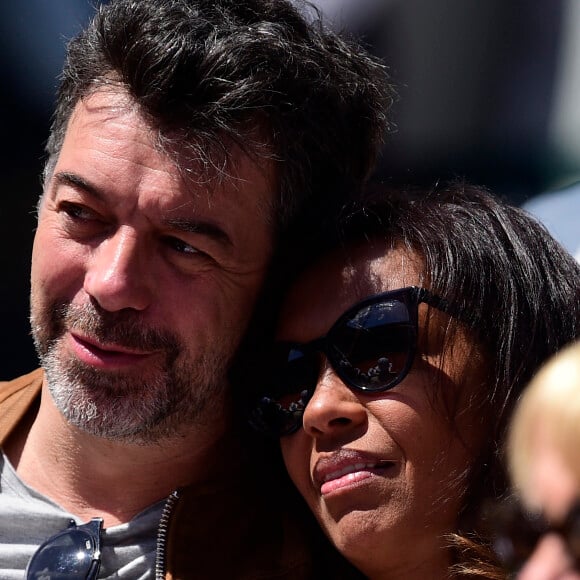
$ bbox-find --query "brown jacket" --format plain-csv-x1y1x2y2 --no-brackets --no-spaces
0,370,359,579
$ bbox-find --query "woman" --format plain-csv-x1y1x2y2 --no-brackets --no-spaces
251,183,580,578
497,340,580,578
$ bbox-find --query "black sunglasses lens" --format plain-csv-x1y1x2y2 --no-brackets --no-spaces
332,299,415,391
251,346,318,435
493,531,540,573
26,528,99,580
493,501,580,571
251,292,421,435
487,501,547,573
568,524,580,565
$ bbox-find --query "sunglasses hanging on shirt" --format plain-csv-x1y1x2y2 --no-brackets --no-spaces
26,518,103,580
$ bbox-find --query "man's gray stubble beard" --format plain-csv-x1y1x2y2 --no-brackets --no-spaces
40,342,230,445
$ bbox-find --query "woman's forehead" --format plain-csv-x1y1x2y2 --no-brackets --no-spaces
278,244,425,337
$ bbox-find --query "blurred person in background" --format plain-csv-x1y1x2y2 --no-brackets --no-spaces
497,340,580,579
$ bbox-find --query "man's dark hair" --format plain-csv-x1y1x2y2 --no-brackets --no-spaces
44,0,391,230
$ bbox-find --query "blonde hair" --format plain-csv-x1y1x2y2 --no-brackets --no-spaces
508,340,580,507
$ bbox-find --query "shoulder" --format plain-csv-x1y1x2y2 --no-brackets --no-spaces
0,369,43,445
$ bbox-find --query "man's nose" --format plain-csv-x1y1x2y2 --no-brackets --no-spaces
83,227,153,312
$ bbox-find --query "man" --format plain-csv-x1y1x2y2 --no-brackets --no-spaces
0,0,389,577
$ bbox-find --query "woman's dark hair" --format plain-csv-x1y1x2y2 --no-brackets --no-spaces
326,181,580,576
339,182,579,417
237,179,578,576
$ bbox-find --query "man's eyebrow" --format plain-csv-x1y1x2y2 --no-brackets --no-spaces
52,171,105,200
53,171,232,246
163,217,232,247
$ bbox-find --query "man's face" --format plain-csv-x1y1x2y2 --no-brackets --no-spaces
31,88,275,443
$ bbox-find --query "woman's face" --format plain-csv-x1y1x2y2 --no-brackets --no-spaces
278,244,487,578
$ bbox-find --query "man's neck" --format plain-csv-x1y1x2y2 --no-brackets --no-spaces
4,386,232,527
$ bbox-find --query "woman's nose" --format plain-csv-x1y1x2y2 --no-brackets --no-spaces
302,364,367,439
83,227,153,312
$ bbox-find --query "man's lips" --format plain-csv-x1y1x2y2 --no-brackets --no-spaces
68,332,156,367
314,449,398,495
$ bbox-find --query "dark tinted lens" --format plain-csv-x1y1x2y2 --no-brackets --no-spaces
494,502,580,571
488,502,546,573
332,299,415,391
561,503,580,564
251,345,318,435
27,529,98,580
493,531,541,573
277,346,318,404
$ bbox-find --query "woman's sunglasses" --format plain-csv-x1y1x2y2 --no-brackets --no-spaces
250,285,451,436
26,518,102,580
485,498,580,574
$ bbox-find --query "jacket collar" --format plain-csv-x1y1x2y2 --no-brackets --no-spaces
0,368,43,445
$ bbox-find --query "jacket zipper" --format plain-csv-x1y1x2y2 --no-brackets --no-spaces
155,489,181,579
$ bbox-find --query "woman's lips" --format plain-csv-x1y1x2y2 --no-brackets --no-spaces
314,449,398,495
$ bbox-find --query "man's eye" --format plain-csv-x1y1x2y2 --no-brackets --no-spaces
60,201,98,221
164,236,200,255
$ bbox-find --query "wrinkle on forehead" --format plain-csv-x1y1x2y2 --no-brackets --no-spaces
154,117,277,227
74,85,276,200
